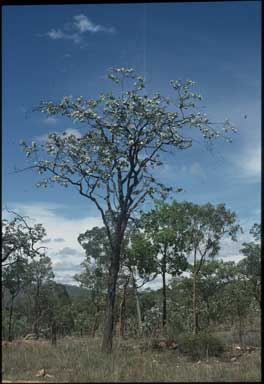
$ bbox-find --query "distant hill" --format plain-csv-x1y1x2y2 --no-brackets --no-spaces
2,282,89,308
63,284,88,298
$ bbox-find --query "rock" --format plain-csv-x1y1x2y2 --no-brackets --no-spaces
231,357,237,362
45,373,54,378
24,333,38,340
246,346,256,353
35,368,46,377
168,341,178,350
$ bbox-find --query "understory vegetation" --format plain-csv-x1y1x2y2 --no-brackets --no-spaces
2,336,261,382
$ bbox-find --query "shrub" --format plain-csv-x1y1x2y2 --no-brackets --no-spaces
178,332,226,360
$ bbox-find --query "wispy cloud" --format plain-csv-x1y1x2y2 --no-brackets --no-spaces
46,14,115,44
186,162,207,182
44,116,58,125
229,144,261,181
154,161,207,184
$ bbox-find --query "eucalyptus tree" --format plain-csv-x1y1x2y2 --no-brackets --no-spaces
183,202,241,335
76,224,157,337
238,223,261,308
2,258,28,341
25,255,55,337
140,201,191,329
74,227,109,337
21,67,236,352
2,211,47,264
124,228,158,335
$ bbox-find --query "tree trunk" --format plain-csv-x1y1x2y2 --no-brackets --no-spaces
132,273,143,336
33,283,40,338
101,245,121,353
192,272,199,335
161,251,167,329
51,320,57,346
92,306,99,338
192,247,198,335
8,296,14,342
120,276,130,338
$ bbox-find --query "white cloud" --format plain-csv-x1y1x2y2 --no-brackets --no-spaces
4,202,102,285
189,162,207,181
44,116,58,125
63,128,82,138
228,143,261,182
239,146,261,178
47,28,65,40
74,14,103,33
46,14,115,44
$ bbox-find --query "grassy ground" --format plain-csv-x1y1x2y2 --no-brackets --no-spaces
2,336,261,383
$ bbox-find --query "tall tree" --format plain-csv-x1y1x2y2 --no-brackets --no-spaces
184,202,241,335
141,201,191,329
21,67,236,352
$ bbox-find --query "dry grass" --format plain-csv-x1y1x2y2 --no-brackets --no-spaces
2,336,261,382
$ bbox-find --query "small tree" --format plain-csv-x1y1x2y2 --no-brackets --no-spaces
2,259,28,341
21,67,236,352
238,223,261,308
25,255,54,337
76,224,157,337
2,212,47,264
140,201,191,330
184,202,241,335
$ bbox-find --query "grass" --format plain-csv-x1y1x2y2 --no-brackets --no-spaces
2,336,261,382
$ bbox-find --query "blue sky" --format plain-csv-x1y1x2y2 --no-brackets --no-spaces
3,2,261,285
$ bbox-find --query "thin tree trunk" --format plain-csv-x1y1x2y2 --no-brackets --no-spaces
51,320,57,346
120,276,130,338
193,247,198,335
92,305,99,338
161,249,167,329
193,272,199,335
132,273,143,336
101,245,121,353
33,283,40,338
8,296,14,342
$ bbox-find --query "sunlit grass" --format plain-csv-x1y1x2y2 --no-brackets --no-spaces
2,336,261,382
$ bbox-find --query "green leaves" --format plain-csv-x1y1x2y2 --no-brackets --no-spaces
21,66,237,250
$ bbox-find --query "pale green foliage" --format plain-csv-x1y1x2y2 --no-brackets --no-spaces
21,67,236,239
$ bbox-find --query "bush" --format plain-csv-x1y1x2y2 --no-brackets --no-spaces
178,332,225,360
